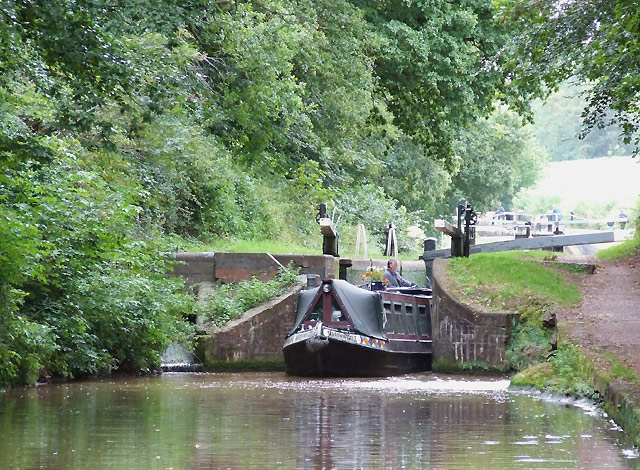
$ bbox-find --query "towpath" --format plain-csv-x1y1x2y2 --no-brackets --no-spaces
556,253,640,400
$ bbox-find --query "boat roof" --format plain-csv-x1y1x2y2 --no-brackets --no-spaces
291,279,384,339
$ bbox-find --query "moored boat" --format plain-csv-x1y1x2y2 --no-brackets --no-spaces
283,278,432,377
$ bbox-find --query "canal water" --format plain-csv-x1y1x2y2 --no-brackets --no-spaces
1,373,638,469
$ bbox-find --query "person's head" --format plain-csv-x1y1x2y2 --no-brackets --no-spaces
387,259,398,272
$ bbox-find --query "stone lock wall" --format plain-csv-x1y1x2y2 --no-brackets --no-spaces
165,252,335,367
432,258,520,368
198,283,303,365
167,252,216,287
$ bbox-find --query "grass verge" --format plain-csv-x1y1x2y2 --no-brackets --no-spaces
511,344,597,398
162,235,423,260
448,251,582,313
596,237,640,260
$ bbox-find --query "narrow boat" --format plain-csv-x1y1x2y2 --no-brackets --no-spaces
283,278,432,377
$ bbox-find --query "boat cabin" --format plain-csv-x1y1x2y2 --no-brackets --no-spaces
290,279,431,342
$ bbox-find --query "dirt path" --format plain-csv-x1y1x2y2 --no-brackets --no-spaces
556,254,640,390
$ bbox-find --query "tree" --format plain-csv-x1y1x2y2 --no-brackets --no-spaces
530,82,634,161
497,0,640,153
379,137,452,219
351,0,511,171
449,109,547,211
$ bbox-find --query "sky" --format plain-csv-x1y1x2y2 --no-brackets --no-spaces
521,156,640,215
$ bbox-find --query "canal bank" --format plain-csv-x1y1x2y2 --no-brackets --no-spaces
554,253,640,448
435,252,640,448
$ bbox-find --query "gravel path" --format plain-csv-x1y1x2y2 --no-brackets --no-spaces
556,254,640,386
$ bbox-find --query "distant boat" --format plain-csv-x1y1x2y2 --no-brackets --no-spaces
283,279,432,377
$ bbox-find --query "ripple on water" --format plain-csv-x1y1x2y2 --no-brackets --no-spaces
190,373,512,398
3,372,640,470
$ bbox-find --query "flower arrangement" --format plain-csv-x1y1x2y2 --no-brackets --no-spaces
361,267,388,284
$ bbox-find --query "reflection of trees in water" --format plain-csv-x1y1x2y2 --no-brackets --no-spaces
290,392,432,468
1,376,635,469
289,391,634,469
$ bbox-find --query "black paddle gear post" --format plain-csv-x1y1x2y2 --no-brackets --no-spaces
451,202,477,257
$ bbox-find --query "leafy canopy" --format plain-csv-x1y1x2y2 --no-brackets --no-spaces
496,0,640,153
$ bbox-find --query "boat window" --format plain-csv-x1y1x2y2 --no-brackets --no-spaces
417,304,430,336
308,298,322,322
328,297,346,323
393,303,405,334
404,304,416,336
382,300,395,333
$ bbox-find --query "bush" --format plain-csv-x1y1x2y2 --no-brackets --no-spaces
202,265,300,328
334,184,422,254
0,207,56,388
510,344,597,399
0,149,198,385
505,314,554,371
0,307,55,389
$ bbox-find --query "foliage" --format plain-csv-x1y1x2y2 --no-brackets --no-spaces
510,362,554,389
510,344,597,399
0,206,56,386
335,184,422,252
379,137,452,218
449,108,547,211
530,82,634,161
505,312,553,371
354,0,511,171
497,0,640,154
524,344,598,398
601,352,639,384
512,192,562,218
131,115,275,239
201,266,301,328
0,141,197,387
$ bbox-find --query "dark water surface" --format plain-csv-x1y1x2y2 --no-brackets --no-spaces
1,372,638,469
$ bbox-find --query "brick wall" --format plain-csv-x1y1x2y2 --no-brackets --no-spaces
199,283,303,365
432,258,519,368
165,252,334,367
167,252,216,287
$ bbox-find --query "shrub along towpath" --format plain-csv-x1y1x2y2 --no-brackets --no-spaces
555,253,640,443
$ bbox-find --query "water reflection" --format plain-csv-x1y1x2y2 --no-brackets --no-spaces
0,373,638,469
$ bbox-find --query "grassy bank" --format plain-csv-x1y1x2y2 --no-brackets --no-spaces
447,245,640,445
176,236,423,261
596,231,640,260
448,250,639,391
448,250,582,313
447,251,585,374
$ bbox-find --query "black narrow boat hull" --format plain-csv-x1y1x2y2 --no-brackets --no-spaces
283,327,431,377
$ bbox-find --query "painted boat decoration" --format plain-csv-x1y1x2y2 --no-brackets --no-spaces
283,278,432,377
